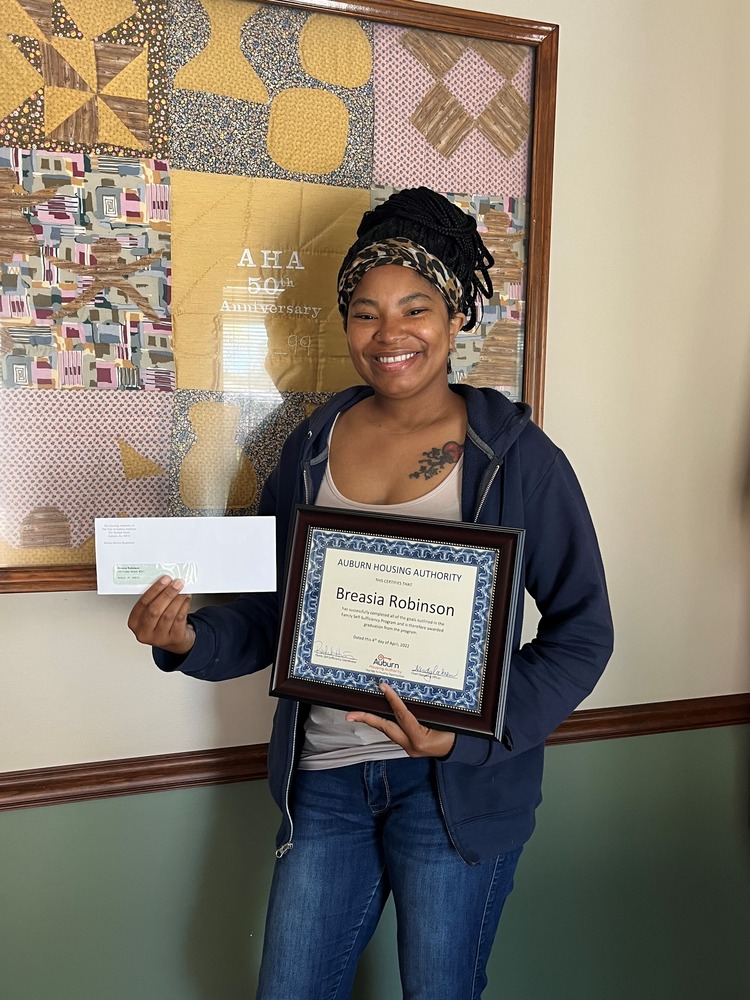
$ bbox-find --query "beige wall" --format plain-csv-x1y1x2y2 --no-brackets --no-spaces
2,0,749,772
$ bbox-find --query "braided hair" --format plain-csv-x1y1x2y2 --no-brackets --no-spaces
338,187,494,330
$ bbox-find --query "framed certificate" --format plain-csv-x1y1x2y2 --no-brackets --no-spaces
271,506,524,740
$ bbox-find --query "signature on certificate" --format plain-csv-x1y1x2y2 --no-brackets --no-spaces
413,664,459,681
313,640,357,664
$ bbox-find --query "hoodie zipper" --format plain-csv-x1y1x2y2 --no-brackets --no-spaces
276,453,315,859
302,454,313,507
473,461,501,522
275,700,299,859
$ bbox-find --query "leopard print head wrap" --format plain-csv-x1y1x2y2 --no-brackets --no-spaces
336,187,494,330
336,237,464,322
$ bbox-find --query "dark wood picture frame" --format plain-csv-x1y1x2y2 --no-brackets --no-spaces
0,0,558,595
271,505,524,739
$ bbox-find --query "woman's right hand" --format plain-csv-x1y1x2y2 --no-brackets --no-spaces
127,576,196,656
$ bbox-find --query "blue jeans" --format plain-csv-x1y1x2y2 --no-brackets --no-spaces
256,757,522,1000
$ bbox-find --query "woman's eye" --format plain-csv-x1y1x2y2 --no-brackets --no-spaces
408,308,426,316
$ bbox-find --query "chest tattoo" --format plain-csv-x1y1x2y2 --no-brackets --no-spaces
409,441,464,480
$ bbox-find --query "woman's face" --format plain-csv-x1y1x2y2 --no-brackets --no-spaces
345,264,465,403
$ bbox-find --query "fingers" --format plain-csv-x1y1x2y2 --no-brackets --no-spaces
139,575,180,606
346,685,408,748
379,683,420,735
345,709,393,737
163,594,193,646
128,576,195,654
128,576,181,634
346,683,455,758
345,710,414,755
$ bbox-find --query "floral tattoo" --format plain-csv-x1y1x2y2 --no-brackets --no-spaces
409,441,464,480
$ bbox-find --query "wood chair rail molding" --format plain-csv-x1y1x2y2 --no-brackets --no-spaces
2,693,747,812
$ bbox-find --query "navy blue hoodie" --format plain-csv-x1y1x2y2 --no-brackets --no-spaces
155,384,613,864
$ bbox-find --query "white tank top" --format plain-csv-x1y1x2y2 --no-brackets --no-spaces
298,450,463,770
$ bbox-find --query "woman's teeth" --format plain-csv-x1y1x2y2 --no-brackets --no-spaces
376,352,418,364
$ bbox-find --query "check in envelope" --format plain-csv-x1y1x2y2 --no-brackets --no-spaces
95,517,276,594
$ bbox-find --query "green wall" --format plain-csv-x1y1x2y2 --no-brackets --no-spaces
2,725,749,1000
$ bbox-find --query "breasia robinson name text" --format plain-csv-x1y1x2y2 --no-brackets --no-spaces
335,587,455,617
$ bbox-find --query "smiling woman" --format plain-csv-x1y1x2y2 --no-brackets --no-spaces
127,186,613,1000
329,187,497,506
330,263,468,501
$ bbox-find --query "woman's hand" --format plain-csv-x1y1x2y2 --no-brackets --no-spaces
346,683,456,759
127,576,196,656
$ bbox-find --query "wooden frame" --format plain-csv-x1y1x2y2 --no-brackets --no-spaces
271,505,524,738
0,0,558,594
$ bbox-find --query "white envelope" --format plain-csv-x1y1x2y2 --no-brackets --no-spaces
95,516,276,595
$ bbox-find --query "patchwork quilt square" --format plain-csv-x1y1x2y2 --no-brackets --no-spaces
0,385,172,564
0,0,168,157
168,0,374,186
0,147,172,391
373,24,533,197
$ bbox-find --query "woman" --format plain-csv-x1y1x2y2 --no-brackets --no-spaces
129,188,614,999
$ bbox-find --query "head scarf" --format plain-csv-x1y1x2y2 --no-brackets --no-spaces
337,236,464,321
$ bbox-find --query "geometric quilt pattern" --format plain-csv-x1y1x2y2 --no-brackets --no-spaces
373,24,533,197
0,0,168,157
0,146,172,391
0,386,172,559
169,0,374,187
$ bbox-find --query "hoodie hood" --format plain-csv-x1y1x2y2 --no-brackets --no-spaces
451,383,531,461
304,383,532,465
298,383,533,527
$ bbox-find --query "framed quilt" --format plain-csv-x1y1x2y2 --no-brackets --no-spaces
0,0,558,592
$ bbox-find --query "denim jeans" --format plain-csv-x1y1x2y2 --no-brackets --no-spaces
256,757,522,1000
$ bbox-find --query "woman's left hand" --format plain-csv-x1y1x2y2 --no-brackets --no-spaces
346,683,456,759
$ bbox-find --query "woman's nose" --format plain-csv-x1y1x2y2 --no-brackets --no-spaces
374,313,403,342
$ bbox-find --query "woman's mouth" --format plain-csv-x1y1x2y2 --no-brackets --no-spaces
373,352,419,366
